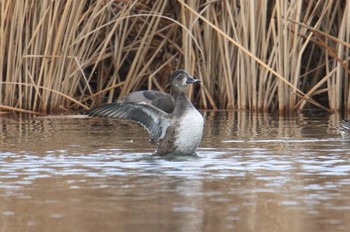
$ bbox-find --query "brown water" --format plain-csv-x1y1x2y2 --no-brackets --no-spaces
0,111,350,232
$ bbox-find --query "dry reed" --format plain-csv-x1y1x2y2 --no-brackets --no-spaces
0,0,349,114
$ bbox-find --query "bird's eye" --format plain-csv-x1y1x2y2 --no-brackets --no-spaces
178,74,183,78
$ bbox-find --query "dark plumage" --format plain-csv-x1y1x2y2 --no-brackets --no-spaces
87,102,170,142
86,69,204,155
122,91,175,113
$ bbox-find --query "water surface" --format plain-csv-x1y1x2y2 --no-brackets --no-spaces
0,112,350,232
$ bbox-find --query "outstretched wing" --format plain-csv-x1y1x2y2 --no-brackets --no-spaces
86,102,170,141
122,91,175,113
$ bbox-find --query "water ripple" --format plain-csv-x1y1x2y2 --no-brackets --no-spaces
1,113,350,231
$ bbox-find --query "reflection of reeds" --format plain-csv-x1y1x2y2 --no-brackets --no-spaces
0,1,349,114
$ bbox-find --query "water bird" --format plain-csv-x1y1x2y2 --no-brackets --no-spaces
337,120,350,139
86,69,204,155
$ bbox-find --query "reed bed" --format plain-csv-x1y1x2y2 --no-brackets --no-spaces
0,0,349,114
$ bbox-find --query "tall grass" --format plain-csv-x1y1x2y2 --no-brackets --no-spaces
0,0,349,114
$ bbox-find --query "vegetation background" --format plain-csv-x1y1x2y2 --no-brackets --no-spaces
0,0,350,115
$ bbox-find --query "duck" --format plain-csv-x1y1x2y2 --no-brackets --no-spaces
337,120,350,139
86,69,204,156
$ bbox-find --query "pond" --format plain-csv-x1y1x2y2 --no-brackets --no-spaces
0,111,350,232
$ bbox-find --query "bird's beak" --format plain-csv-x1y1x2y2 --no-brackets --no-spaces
186,75,201,84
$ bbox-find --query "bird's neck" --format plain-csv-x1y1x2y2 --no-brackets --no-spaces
171,87,186,96
173,91,186,100
173,92,194,117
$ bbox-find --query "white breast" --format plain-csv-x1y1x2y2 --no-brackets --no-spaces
173,110,204,154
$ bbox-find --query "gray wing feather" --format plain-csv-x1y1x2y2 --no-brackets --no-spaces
86,102,170,141
122,91,168,103
122,91,175,113
122,91,153,104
